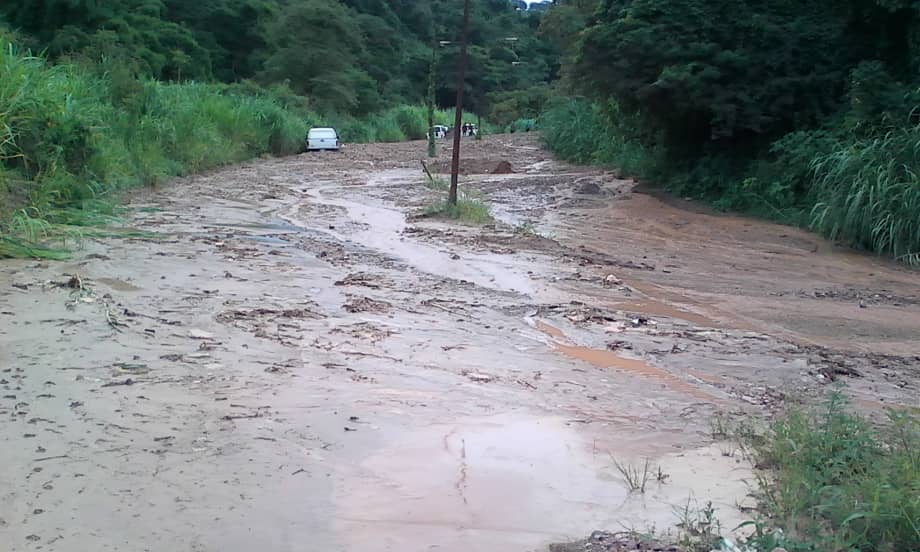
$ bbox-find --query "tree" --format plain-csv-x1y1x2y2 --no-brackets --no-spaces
575,0,852,156
258,0,374,114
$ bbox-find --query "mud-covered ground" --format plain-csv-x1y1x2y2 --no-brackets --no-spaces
1,135,917,551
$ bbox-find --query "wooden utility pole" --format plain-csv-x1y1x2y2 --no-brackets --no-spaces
427,38,437,158
448,0,471,206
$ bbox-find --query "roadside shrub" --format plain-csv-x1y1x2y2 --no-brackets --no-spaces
746,394,919,552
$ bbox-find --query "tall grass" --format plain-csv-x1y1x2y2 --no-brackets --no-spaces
540,97,658,177
745,394,919,551
0,43,308,257
810,129,920,264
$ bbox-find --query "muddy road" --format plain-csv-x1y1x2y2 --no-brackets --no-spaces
1,135,917,551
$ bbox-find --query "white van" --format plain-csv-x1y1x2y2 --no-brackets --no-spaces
306,127,340,151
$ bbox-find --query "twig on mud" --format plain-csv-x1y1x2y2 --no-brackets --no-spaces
101,378,136,388
34,455,70,462
422,299,471,318
222,413,263,421
442,344,469,351
515,379,537,390
339,350,404,363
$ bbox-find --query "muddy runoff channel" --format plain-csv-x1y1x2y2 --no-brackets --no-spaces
2,135,918,551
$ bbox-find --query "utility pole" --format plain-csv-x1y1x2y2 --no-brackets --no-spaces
448,0,471,206
427,41,437,158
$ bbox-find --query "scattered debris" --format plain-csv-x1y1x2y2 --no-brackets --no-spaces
550,531,684,552
343,296,391,313
335,273,382,289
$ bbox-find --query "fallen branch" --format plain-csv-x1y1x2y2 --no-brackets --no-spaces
33,455,70,462
222,413,262,421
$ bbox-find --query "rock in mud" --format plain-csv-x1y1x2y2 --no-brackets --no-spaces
491,160,515,174
577,181,603,195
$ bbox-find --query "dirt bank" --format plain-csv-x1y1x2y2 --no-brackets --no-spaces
1,135,917,551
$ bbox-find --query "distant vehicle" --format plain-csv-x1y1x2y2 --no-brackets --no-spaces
430,125,449,139
306,127,340,151
461,123,478,137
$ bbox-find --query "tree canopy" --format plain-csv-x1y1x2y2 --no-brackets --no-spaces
1,0,556,116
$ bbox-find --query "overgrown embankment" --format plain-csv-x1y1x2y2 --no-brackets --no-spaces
540,97,920,266
0,45,306,257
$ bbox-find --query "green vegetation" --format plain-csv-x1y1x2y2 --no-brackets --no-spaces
424,175,450,192
0,45,307,256
537,0,920,264
424,197,493,225
743,394,919,551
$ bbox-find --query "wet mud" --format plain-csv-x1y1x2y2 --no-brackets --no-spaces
1,135,917,551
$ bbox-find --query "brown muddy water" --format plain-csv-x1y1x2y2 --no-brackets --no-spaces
1,135,917,551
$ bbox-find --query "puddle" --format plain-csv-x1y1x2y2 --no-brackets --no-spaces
207,220,304,233
531,319,722,404
609,299,718,327
284,174,542,296
95,277,143,292
334,414,751,552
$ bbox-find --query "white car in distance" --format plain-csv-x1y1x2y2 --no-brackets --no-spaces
306,127,340,151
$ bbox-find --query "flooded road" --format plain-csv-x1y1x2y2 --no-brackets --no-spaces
1,135,917,551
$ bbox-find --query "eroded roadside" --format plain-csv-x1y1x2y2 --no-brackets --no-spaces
1,135,917,552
